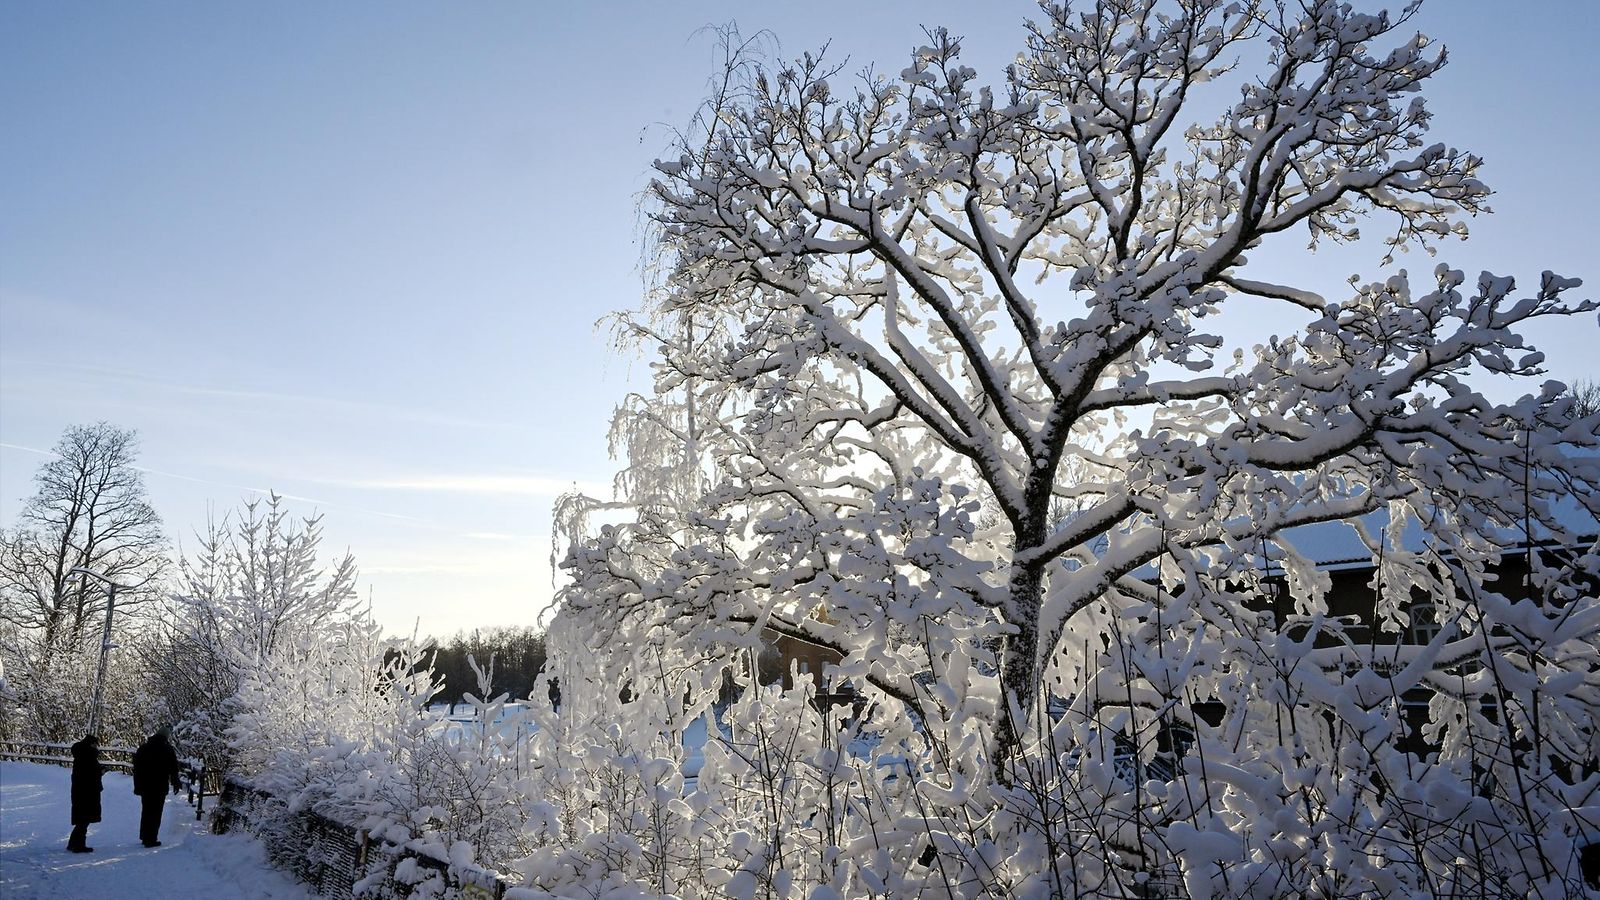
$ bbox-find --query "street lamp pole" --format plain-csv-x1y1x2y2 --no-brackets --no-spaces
67,567,124,738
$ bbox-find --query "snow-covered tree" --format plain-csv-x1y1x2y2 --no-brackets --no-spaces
153,493,360,765
555,1,1600,894
0,423,166,647
0,423,167,742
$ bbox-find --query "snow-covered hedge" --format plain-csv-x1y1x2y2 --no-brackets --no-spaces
216,584,1600,898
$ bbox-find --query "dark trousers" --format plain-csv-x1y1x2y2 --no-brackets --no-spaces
67,823,89,850
139,794,165,845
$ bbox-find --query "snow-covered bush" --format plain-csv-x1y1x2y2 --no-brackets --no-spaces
0,622,151,745
225,616,553,887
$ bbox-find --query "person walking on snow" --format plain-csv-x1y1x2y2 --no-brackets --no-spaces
67,734,103,853
131,728,181,847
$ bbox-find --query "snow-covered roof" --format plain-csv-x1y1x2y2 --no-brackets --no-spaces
1277,492,1598,570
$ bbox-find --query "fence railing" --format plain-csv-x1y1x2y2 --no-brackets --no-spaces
0,739,224,820
184,761,224,821
216,777,515,899
0,738,133,771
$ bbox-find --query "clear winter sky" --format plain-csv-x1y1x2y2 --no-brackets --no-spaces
2,1,1595,640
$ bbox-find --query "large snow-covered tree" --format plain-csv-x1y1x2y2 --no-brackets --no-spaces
554,1,1599,893
614,0,1599,741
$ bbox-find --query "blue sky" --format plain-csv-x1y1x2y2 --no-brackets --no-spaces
2,1,1595,639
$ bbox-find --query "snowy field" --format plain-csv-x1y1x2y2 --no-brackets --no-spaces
0,761,313,900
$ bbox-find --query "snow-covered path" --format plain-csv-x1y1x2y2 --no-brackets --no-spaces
0,761,315,900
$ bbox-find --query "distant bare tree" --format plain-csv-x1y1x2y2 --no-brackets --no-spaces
1569,377,1600,417
0,423,167,649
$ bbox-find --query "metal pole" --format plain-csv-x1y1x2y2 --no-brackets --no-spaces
86,583,115,737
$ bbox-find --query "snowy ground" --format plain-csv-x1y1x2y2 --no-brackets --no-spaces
0,761,314,900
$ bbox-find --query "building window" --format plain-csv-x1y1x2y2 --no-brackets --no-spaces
1406,603,1441,645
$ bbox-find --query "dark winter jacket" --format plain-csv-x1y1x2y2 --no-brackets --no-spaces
70,736,103,825
131,732,181,797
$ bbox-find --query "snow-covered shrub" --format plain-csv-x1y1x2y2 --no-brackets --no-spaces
226,616,553,889
0,623,149,745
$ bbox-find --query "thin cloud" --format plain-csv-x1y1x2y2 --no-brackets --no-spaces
364,555,552,576
0,358,514,432
335,474,609,498
1,441,423,524
461,531,534,542
363,563,491,576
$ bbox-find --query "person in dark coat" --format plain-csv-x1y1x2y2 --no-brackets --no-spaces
67,734,103,853
131,728,182,847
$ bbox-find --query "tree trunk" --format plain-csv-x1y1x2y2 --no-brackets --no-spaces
997,554,1045,772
